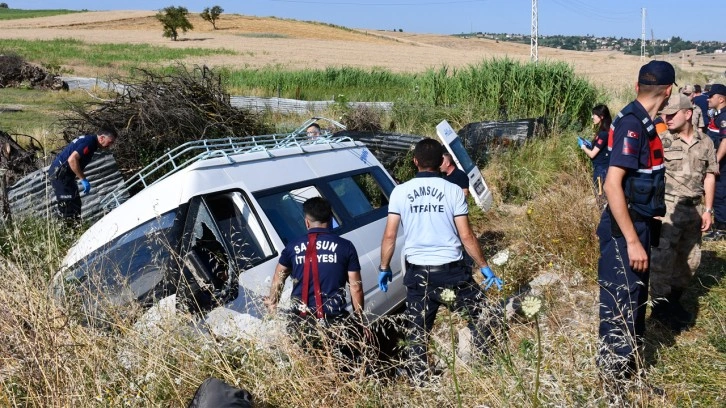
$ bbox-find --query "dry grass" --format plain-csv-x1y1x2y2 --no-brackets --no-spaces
0,11,725,407
1,157,723,406
1,11,725,89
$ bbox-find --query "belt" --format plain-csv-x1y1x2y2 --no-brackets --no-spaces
407,260,464,273
664,195,701,206
607,205,649,222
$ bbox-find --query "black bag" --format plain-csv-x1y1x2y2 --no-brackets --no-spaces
187,377,253,408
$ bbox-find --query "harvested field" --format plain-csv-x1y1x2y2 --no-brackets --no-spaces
1,10,725,90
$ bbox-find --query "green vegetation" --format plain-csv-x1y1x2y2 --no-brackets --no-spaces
200,5,223,30
225,59,598,131
156,6,193,41
0,8,81,20
0,38,235,71
463,32,726,56
0,88,95,141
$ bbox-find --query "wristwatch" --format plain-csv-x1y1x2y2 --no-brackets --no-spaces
705,208,714,214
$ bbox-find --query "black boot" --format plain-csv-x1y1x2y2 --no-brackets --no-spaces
650,298,671,323
666,290,692,331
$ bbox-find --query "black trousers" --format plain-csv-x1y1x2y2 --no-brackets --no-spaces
403,261,495,376
597,210,651,379
50,173,81,220
285,310,366,366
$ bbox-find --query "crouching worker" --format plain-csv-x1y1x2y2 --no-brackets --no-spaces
47,127,117,221
264,197,368,365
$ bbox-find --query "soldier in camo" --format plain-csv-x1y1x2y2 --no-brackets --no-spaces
650,93,717,331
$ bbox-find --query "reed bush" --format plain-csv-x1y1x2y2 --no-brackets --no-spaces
224,58,598,133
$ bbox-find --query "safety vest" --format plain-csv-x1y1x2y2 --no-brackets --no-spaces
607,102,666,218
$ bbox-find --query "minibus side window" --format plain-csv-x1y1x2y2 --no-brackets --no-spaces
327,172,389,218
203,191,275,270
256,186,341,245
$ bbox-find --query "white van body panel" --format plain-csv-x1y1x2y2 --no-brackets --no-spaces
58,139,406,338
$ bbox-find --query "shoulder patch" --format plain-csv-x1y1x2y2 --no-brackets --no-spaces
83,146,90,155
627,130,639,139
720,120,726,129
622,137,638,156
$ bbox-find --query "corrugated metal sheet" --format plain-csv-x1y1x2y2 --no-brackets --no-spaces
60,76,393,114
226,96,392,114
7,152,129,222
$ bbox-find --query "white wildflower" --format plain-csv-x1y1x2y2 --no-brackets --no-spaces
521,296,543,318
441,288,456,304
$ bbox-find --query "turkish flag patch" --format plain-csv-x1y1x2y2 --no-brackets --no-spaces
622,137,637,156
83,147,89,155
626,130,639,139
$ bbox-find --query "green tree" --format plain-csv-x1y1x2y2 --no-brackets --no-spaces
0,3,9,8
155,6,193,41
200,5,224,30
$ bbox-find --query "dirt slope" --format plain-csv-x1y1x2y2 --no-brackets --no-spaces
0,11,724,90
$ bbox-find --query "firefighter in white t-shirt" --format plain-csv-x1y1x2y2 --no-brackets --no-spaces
379,138,503,382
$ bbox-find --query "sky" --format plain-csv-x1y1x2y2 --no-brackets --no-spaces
11,0,724,42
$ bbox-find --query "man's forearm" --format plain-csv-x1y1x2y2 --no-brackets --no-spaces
268,265,290,304
348,271,364,314
704,173,715,209
380,236,396,268
605,186,639,243
461,233,487,267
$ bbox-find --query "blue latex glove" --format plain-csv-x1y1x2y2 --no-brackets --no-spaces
378,267,392,292
480,266,503,291
80,178,91,194
577,137,592,149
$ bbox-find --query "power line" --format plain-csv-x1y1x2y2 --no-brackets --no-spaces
549,0,632,23
270,0,489,5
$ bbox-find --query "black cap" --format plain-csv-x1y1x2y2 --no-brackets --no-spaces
638,60,676,86
708,84,726,97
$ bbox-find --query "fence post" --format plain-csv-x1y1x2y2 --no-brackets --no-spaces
0,167,10,224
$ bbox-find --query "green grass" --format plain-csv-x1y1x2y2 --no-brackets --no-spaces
0,38,236,71
0,88,97,139
0,8,82,20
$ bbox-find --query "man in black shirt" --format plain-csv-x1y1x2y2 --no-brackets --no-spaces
440,152,469,198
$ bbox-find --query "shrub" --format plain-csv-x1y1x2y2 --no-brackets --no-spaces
200,6,223,30
58,65,269,183
341,104,382,132
155,6,193,41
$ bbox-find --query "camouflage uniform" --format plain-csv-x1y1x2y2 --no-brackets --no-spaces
650,129,718,299
692,105,705,130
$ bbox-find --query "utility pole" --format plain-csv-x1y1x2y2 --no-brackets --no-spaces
640,8,646,60
531,0,538,63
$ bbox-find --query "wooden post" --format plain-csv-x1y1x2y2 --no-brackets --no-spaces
0,167,10,224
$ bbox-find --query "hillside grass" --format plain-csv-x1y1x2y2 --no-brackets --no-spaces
0,88,96,142
0,38,236,73
0,9,81,20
